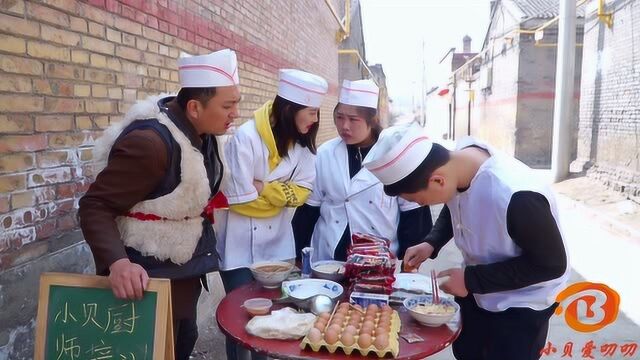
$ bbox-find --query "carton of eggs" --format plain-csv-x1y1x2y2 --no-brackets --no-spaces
300,302,400,358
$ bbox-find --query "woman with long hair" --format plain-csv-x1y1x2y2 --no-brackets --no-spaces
293,79,433,262
215,69,328,360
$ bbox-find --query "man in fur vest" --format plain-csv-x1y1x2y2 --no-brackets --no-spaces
79,48,241,359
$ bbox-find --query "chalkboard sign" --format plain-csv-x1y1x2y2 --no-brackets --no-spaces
35,273,174,360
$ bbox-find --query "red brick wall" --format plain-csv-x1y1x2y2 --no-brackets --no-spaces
0,0,343,268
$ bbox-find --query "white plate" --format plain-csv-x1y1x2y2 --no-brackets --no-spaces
393,273,433,294
281,279,343,300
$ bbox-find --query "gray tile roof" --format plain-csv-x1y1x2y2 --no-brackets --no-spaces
510,0,585,19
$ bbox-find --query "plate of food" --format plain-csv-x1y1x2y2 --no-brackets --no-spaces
403,295,459,327
392,273,432,294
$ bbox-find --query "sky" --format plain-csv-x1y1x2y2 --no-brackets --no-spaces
361,0,492,114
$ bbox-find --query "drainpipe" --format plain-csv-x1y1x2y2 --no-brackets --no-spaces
598,0,613,28
467,85,472,136
452,74,457,140
551,0,577,182
325,0,350,42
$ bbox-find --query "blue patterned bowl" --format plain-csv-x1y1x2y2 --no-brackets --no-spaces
281,279,343,301
404,295,459,327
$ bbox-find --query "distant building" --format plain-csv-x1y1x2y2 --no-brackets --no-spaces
572,0,640,197
449,0,584,168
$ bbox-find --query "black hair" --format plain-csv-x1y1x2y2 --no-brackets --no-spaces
176,87,217,109
333,103,383,141
383,142,451,196
271,95,319,157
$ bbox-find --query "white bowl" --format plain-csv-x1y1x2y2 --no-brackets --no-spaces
249,261,294,288
243,298,273,316
311,260,345,281
281,279,343,301
404,295,459,327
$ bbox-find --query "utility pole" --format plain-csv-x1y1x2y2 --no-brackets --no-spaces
551,0,577,182
421,38,427,127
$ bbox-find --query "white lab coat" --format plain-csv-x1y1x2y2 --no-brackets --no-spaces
215,120,316,270
448,137,569,311
308,138,419,261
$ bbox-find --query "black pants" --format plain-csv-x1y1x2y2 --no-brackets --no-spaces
452,295,558,360
219,268,267,360
171,278,203,360
175,318,198,360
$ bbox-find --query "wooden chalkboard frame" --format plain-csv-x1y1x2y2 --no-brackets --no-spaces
34,272,174,360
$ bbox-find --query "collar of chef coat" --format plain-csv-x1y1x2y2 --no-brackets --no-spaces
334,140,380,198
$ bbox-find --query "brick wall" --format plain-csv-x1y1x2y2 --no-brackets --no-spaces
0,1,355,357
454,3,520,155
339,0,366,82
454,2,583,169
0,0,343,268
573,0,640,197
514,29,583,169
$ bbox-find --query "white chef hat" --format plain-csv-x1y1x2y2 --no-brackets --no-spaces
277,69,328,108
363,122,433,185
339,79,379,109
178,49,239,88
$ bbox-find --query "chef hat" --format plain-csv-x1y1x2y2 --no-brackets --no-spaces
277,69,328,108
363,122,432,185
178,49,239,88
339,79,379,109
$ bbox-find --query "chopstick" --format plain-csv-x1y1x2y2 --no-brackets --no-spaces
430,269,440,304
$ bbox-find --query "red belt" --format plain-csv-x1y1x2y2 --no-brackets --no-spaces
125,192,229,224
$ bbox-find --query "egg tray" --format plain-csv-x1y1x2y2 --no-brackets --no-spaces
299,310,401,358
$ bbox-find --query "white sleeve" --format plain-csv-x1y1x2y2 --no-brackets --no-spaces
398,196,421,212
305,154,323,207
291,149,316,191
223,130,259,204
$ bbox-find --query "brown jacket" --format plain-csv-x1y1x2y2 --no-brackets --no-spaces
79,99,206,319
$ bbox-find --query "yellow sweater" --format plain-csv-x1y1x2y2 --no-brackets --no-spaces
230,101,311,218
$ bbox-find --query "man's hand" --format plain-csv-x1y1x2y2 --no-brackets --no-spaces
437,268,468,297
402,243,435,272
253,180,264,193
108,258,149,300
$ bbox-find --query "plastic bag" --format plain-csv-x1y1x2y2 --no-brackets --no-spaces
245,307,316,340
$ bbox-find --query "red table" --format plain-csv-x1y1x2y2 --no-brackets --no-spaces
216,282,461,359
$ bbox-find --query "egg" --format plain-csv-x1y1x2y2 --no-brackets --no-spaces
374,333,389,350
348,317,361,327
339,302,350,310
350,312,362,321
377,316,391,326
319,312,331,321
358,333,373,348
331,320,345,328
307,328,323,343
352,304,364,313
344,325,358,334
377,319,391,331
362,320,375,329
375,327,388,337
360,323,374,336
324,329,339,344
380,304,392,313
367,304,379,313
340,332,356,346
328,324,342,333
314,321,326,331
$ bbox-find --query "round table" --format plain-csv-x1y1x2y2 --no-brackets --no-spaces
216,282,461,359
